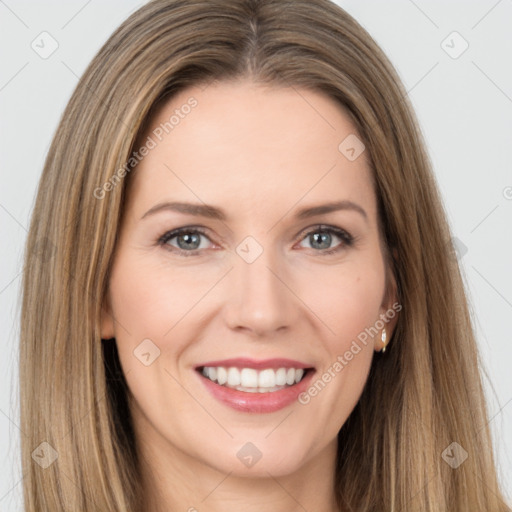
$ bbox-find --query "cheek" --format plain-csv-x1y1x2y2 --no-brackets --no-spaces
292,258,385,441
108,253,209,343
106,254,204,423
337,271,384,346
295,254,386,351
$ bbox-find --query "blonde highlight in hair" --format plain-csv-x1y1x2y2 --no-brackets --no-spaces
20,0,510,510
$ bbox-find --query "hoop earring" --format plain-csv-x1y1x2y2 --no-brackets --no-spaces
381,327,387,353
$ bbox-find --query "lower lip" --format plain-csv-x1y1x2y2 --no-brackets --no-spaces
196,369,316,413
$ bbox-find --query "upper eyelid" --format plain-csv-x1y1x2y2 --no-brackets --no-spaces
159,226,212,244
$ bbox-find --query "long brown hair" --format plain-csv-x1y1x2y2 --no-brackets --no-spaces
20,0,511,510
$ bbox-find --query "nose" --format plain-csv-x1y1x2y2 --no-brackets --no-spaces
223,247,300,337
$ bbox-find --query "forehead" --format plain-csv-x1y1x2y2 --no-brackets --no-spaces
127,80,376,223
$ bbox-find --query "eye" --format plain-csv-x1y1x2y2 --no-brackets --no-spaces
158,227,214,256
296,225,355,255
158,224,356,257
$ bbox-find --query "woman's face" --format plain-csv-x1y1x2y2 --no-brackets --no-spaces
102,79,397,478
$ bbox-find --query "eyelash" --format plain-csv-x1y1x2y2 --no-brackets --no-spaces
157,224,356,257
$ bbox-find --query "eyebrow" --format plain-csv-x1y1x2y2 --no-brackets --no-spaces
141,200,367,222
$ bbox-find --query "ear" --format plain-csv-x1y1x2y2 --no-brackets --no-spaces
100,290,116,340
374,248,400,352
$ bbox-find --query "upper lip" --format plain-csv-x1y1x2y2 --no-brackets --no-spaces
195,358,314,370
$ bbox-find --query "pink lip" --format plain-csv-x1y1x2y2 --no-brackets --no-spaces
195,367,316,413
195,357,313,370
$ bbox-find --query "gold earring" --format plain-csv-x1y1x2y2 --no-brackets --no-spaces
381,327,387,353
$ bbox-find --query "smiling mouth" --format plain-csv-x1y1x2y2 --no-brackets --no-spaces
197,366,313,393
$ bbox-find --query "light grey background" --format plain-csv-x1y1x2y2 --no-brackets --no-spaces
1,1,511,509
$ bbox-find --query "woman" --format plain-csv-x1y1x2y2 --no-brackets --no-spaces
20,0,511,510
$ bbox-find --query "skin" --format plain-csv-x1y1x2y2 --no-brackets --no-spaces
101,79,398,512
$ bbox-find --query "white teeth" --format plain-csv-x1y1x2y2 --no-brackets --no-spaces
227,367,241,386
217,367,227,385
275,368,287,386
240,368,258,387
258,369,275,388
200,366,308,392
207,367,217,381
